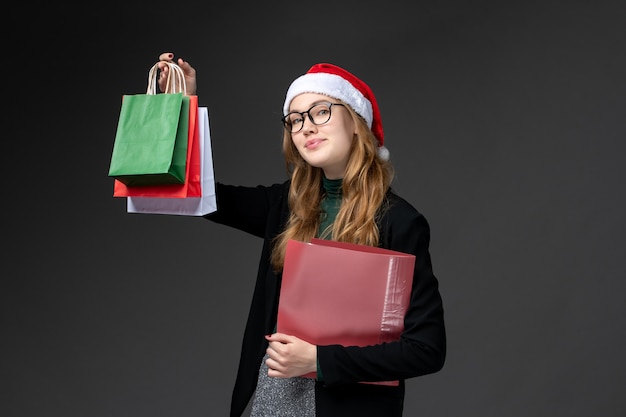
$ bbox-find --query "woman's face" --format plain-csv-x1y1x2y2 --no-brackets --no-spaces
288,93,356,179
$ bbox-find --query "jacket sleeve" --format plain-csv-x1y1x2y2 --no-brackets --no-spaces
203,182,288,238
316,196,446,385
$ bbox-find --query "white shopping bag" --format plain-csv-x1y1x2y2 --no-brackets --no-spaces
126,106,217,216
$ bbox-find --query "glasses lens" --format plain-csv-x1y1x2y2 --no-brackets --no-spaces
285,113,304,132
310,103,332,125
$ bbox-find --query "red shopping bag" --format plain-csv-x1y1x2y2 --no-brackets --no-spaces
113,95,200,198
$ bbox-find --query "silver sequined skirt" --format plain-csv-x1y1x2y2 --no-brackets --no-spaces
250,352,316,417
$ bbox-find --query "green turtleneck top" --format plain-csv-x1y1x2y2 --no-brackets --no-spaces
317,177,343,239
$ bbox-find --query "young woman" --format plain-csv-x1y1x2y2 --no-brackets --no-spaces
157,53,446,417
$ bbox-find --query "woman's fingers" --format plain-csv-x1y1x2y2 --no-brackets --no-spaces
159,52,175,62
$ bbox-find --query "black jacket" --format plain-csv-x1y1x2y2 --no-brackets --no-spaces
206,181,446,417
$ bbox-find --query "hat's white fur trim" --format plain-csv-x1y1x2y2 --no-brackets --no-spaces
284,73,373,128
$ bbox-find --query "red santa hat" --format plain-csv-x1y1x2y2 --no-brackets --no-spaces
283,63,389,161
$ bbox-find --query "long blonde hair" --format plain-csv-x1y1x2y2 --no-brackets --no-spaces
270,104,394,271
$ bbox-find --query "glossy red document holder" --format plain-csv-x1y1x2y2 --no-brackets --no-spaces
277,238,416,386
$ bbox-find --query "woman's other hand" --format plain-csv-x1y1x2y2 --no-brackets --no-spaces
264,333,318,378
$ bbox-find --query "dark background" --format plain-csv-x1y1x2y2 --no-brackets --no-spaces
4,1,625,416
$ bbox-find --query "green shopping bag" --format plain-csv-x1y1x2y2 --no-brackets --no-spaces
108,92,189,186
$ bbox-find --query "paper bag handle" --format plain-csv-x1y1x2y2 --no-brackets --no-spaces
146,61,187,95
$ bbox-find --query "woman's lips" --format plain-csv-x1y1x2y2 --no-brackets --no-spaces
305,138,325,149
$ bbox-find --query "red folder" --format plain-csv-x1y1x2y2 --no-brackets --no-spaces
277,238,416,385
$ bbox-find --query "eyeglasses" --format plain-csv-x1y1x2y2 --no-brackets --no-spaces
281,101,346,133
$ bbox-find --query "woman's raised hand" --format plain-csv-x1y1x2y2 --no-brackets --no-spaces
157,52,197,96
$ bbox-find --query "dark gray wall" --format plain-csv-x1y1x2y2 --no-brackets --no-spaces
4,1,625,416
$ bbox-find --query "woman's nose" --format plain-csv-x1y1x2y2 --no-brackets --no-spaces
302,114,318,133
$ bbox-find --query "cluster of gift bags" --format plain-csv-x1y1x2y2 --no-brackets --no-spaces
108,61,216,216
